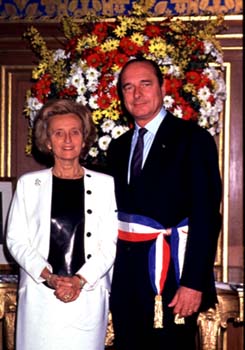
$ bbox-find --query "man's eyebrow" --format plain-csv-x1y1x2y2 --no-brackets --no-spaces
122,79,152,88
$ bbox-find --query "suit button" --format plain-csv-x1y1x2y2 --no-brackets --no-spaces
87,190,92,194
86,232,92,237
87,254,92,259
87,209,92,214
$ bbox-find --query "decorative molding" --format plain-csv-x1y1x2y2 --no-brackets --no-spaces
0,0,243,22
0,65,33,178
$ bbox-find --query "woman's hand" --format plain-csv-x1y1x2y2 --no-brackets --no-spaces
54,275,85,303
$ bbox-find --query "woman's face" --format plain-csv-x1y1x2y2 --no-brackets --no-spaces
47,113,84,162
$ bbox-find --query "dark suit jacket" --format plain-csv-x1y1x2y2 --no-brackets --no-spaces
107,111,222,310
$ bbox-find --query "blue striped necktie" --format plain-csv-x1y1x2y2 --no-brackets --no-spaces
130,128,147,183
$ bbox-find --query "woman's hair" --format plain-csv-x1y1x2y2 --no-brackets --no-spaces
34,99,96,158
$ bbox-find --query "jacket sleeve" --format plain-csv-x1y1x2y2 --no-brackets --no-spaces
180,126,222,291
6,175,52,283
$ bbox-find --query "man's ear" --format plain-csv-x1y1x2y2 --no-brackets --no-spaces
161,79,167,97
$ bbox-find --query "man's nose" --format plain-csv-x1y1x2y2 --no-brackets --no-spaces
134,86,142,98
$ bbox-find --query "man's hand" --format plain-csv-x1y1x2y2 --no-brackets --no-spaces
168,286,202,317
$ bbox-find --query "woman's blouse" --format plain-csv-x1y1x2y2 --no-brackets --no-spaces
47,175,85,277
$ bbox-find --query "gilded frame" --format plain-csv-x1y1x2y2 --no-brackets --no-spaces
0,179,13,263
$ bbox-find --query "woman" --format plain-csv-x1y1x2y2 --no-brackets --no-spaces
6,99,118,350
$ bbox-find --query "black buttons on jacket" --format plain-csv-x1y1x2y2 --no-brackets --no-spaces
86,232,92,237
87,254,92,259
87,209,92,214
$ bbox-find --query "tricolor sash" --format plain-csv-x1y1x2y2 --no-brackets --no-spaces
118,212,188,328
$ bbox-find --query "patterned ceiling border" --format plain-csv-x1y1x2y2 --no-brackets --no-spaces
0,0,243,22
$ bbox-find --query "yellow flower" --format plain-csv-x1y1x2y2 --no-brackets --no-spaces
106,109,120,121
114,25,127,38
32,63,49,79
131,33,144,46
101,39,120,52
183,83,197,95
92,110,103,124
148,38,167,58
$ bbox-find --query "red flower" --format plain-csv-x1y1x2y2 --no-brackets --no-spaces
185,71,202,86
32,74,52,101
59,86,77,98
97,93,111,109
114,53,129,68
86,52,104,68
164,77,183,94
144,25,161,38
109,85,118,99
65,37,79,59
92,22,111,42
182,105,198,121
120,37,139,56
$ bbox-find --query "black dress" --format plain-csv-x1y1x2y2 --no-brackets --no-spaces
47,175,85,277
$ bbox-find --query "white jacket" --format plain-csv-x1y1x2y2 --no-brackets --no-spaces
6,167,118,350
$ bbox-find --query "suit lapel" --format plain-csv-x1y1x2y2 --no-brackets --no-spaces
143,113,174,173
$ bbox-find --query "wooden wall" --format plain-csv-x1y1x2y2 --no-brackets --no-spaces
0,16,244,349
0,16,243,282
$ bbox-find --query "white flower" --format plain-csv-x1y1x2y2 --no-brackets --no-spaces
204,41,213,55
101,119,116,133
200,101,212,114
198,86,211,101
88,147,99,158
214,77,226,99
88,95,99,109
167,64,181,77
163,95,175,109
71,73,85,88
85,67,101,80
173,106,183,119
26,97,43,126
111,125,129,139
98,135,112,151
53,49,70,61
76,94,88,105
76,84,87,96
27,96,43,111
198,116,209,128
86,80,99,92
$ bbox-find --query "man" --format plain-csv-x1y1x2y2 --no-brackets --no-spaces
107,58,222,350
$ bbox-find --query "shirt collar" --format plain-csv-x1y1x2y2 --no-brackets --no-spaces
134,107,167,136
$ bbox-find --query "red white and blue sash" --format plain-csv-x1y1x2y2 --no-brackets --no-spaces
118,212,188,327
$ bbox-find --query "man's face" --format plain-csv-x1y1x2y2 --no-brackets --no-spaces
121,61,165,126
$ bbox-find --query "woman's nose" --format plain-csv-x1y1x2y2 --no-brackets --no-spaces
64,132,72,143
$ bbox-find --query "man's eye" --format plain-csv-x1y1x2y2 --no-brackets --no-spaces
142,82,151,87
123,85,132,92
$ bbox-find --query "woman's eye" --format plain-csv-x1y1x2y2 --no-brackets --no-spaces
71,129,81,136
53,130,64,137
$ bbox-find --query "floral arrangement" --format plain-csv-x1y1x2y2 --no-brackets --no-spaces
24,2,226,166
